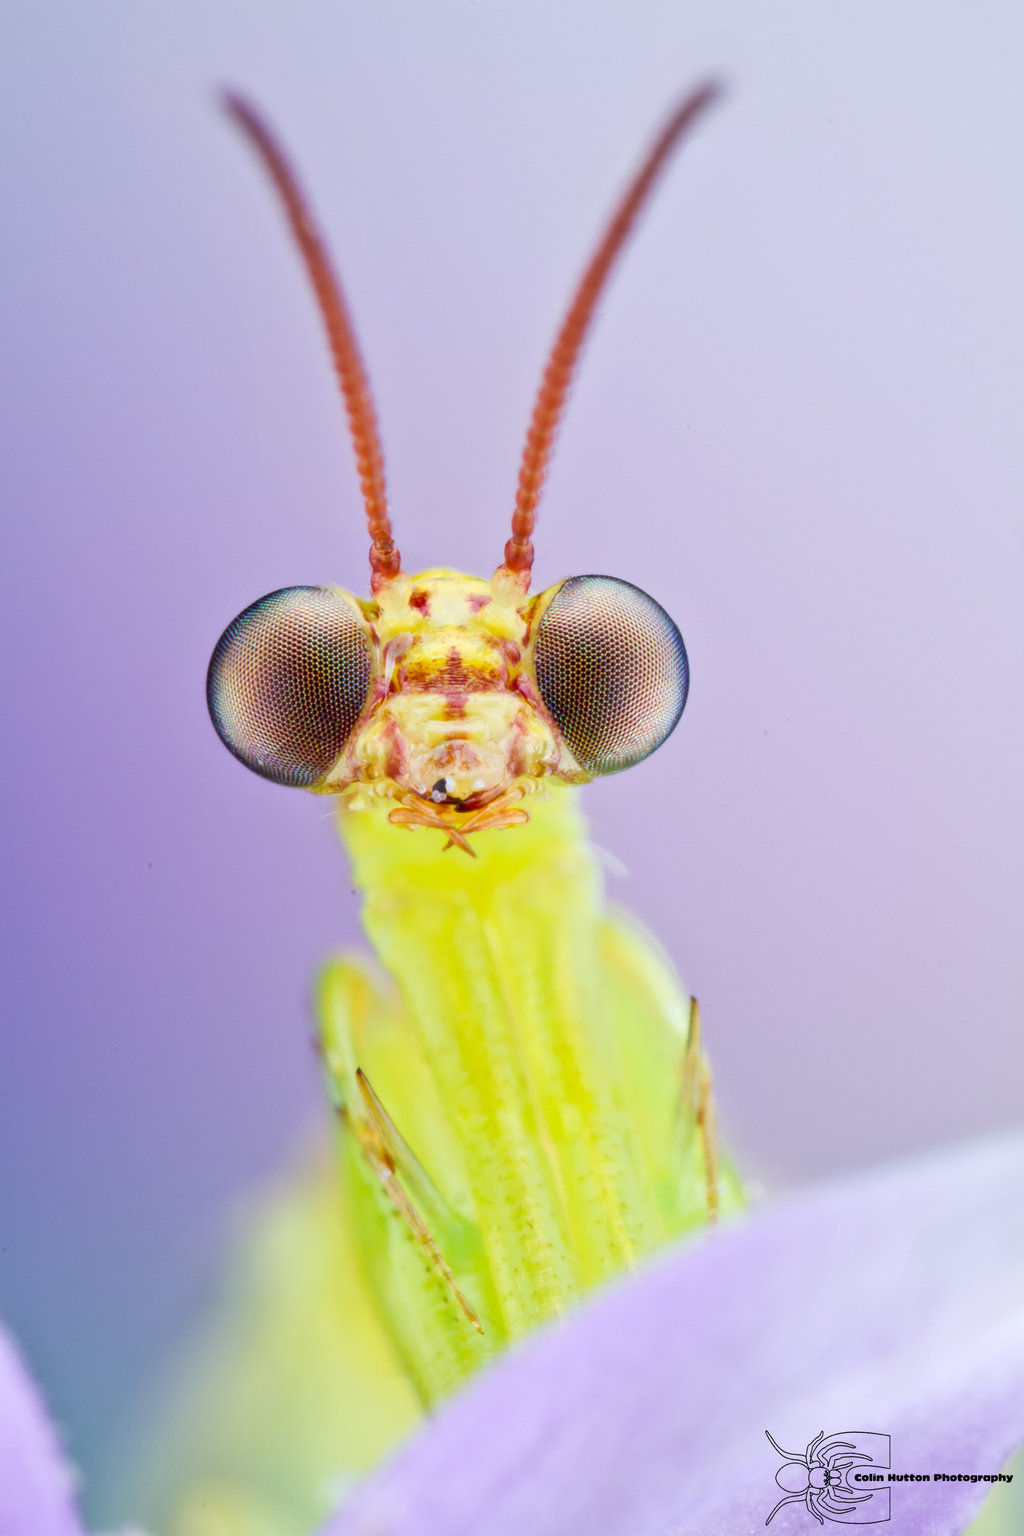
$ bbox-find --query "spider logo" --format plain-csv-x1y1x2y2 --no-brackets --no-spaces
764,1429,892,1525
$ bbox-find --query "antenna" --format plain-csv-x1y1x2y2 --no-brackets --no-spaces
500,81,722,585
223,92,402,586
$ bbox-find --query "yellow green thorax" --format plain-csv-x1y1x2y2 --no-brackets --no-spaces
319,787,740,1404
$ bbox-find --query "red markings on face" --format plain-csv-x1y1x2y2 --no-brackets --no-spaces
381,717,409,782
401,656,500,691
440,649,476,688
506,715,530,778
467,593,491,614
442,694,469,719
409,589,430,614
399,635,510,693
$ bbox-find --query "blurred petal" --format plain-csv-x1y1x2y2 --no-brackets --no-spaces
322,1133,1024,1536
118,1158,418,1536
0,1326,85,1536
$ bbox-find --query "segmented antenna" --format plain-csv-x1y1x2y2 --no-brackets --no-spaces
223,92,402,585
500,81,723,584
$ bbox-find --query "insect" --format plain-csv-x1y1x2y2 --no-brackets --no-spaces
203,79,741,1464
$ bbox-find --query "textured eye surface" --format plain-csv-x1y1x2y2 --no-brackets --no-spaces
533,575,689,776
207,586,373,786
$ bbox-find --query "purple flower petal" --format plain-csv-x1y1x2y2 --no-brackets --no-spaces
0,1327,85,1536
322,1134,1024,1536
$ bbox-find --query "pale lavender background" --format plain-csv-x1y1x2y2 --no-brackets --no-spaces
1,1,1022,1516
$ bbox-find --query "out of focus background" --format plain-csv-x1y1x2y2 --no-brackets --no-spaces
2,2,1021,1523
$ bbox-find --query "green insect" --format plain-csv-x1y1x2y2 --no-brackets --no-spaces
135,82,742,1536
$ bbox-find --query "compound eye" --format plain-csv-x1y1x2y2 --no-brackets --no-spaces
533,575,689,776
207,586,373,786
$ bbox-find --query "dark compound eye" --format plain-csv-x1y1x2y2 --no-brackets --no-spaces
207,586,373,787
533,575,689,776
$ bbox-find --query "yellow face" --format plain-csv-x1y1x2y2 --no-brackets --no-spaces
333,571,574,822
207,565,689,848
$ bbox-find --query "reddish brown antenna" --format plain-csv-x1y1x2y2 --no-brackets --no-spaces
500,81,723,585
223,92,401,586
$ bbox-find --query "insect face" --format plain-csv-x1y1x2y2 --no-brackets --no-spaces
208,566,688,834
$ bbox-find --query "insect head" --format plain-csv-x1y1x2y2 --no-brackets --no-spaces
208,87,720,843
